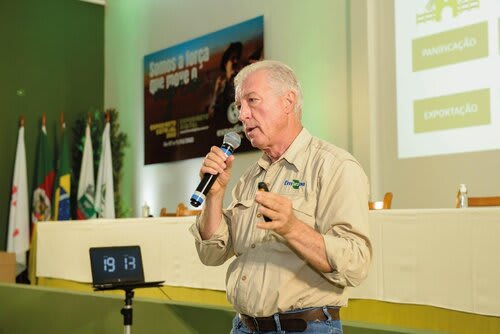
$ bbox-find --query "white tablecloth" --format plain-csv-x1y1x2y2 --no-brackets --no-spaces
351,207,500,317
36,216,229,290
35,208,500,316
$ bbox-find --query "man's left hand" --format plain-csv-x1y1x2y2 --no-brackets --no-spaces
255,191,299,237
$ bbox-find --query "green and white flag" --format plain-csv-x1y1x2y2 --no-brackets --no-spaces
76,124,96,219
94,122,115,218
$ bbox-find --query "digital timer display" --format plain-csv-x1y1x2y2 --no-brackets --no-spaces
90,246,144,285
103,254,137,272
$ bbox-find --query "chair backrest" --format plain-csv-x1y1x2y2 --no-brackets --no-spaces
176,203,202,216
368,192,393,210
159,208,176,217
455,192,500,208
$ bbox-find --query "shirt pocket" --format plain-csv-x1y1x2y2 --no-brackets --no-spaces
228,198,254,216
280,193,316,228
227,199,256,255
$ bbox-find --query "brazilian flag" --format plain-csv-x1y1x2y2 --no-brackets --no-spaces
53,122,72,221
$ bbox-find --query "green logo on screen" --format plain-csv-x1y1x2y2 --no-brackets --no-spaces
416,0,479,24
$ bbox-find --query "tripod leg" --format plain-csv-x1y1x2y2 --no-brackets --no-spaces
121,289,134,334
121,306,132,334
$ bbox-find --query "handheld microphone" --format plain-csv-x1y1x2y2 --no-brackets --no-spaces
190,132,241,207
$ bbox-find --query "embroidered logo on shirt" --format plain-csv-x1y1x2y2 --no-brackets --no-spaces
283,179,306,189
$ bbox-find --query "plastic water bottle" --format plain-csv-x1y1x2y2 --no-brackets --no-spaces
458,184,468,208
142,202,150,217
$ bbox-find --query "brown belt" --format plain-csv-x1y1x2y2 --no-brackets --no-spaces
240,307,340,332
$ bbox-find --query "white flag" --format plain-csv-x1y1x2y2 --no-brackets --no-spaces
7,125,30,274
76,124,96,219
94,122,115,218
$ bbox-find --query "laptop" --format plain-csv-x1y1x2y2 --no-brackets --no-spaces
89,245,164,290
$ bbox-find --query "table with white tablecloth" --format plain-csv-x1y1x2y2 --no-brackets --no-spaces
35,216,229,291
35,208,500,317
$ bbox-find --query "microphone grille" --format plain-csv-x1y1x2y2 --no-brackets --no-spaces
223,132,242,149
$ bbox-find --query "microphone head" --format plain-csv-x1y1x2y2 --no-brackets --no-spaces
223,132,242,149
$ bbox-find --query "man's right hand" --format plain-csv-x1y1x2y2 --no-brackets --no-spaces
198,146,234,240
200,145,235,196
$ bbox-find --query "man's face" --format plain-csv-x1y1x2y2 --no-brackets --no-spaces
236,70,289,150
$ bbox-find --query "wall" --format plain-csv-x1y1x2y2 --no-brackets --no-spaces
0,283,235,333
350,0,500,208
104,0,351,216
0,0,104,249
105,0,500,213
0,283,442,334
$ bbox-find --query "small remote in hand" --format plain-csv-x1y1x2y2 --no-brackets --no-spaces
257,182,272,222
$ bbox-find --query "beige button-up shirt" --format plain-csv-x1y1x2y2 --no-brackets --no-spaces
190,128,371,317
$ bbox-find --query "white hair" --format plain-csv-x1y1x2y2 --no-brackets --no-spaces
234,60,303,117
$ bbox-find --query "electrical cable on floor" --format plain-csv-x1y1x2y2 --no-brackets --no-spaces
158,287,172,300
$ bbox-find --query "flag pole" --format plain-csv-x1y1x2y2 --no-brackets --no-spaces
60,111,65,129
29,111,55,282
54,110,72,221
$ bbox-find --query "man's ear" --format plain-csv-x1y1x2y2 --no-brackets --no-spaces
284,91,296,114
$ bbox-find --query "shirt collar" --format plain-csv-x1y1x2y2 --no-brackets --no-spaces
256,128,311,173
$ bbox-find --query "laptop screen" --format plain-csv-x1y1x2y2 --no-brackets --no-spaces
89,245,145,286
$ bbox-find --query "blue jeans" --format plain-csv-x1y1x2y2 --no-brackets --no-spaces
230,306,343,334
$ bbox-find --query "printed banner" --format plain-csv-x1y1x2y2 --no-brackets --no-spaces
144,16,264,165
143,16,264,164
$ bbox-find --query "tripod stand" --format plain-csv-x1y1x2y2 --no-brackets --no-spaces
121,288,135,334
89,245,164,333
95,282,163,334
